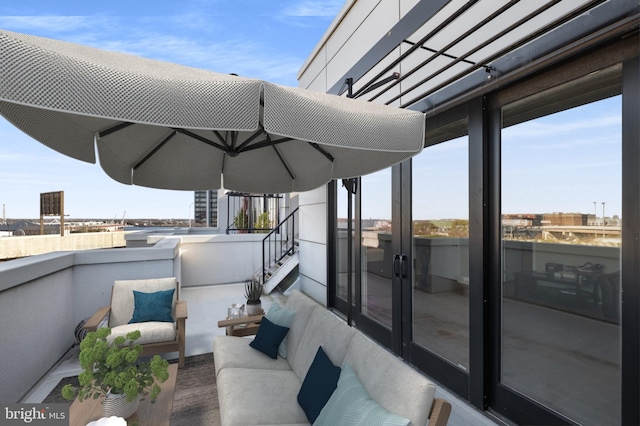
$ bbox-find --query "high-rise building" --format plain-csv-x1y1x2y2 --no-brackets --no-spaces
194,190,218,227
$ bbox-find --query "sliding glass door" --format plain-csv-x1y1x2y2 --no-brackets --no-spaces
333,165,408,354
412,136,470,371
501,92,622,426
358,169,395,346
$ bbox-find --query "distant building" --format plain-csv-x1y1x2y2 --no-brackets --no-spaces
502,212,590,227
502,213,543,227
194,190,218,227
543,212,588,226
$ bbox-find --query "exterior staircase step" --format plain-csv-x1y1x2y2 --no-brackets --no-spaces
262,252,299,294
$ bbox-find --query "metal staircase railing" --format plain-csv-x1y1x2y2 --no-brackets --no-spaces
262,207,299,284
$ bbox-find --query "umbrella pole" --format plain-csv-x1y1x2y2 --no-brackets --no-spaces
343,178,357,327
343,77,355,327
347,182,353,327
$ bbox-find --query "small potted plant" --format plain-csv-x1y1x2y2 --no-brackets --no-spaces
245,279,264,316
62,327,170,419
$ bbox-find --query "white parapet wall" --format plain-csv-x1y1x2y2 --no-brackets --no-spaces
0,239,180,403
172,234,265,287
0,232,127,260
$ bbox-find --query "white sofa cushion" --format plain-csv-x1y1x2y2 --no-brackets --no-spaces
314,363,409,426
287,307,356,382
344,333,436,426
283,291,321,361
108,322,176,345
217,368,309,426
213,335,291,376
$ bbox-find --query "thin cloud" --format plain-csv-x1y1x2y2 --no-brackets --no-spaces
0,17,306,86
283,0,345,17
94,29,305,85
0,16,94,34
518,132,621,151
0,171,66,187
503,115,620,140
0,152,31,162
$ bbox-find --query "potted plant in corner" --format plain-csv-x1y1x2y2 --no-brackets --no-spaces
245,279,264,316
62,327,170,419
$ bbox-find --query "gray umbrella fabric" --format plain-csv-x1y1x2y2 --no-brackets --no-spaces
0,29,425,193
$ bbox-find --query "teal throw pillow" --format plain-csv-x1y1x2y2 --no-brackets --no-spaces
297,346,341,423
129,288,175,323
313,363,410,426
265,302,295,358
249,316,290,359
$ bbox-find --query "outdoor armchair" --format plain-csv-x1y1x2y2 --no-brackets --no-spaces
84,277,187,368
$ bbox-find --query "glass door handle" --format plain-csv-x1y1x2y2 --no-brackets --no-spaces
393,254,408,278
400,254,408,279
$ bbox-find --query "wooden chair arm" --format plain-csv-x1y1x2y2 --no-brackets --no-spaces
176,302,187,368
427,398,452,426
176,300,188,320
84,306,111,332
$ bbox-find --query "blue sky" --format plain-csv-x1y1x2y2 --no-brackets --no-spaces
0,0,343,219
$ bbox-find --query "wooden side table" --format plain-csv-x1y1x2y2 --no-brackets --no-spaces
217,314,264,337
69,363,178,426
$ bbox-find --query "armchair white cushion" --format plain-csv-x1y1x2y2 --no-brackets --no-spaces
109,277,177,327
108,322,176,346
85,277,188,367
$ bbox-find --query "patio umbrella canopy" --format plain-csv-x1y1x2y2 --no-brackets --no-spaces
0,29,425,193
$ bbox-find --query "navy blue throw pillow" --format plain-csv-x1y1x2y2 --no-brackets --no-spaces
249,316,290,359
129,289,175,323
297,346,341,423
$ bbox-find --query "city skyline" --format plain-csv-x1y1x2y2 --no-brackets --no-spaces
0,0,342,219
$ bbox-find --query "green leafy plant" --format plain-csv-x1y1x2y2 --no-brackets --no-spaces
233,209,249,230
62,327,169,403
255,211,270,233
244,279,263,304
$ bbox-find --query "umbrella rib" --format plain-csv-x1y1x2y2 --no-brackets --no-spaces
236,129,264,152
272,145,294,181
242,136,293,153
98,122,135,138
176,128,227,151
230,131,239,152
309,142,335,163
212,130,232,151
133,130,177,171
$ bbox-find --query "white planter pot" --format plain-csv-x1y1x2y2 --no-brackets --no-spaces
246,301,262,316
103,391,140,419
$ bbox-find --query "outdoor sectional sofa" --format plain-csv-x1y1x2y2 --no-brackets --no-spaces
213,289,451,426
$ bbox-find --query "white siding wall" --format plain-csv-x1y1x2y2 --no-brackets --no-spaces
297,1,417,307
299,0,419,93
297,187,328,306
